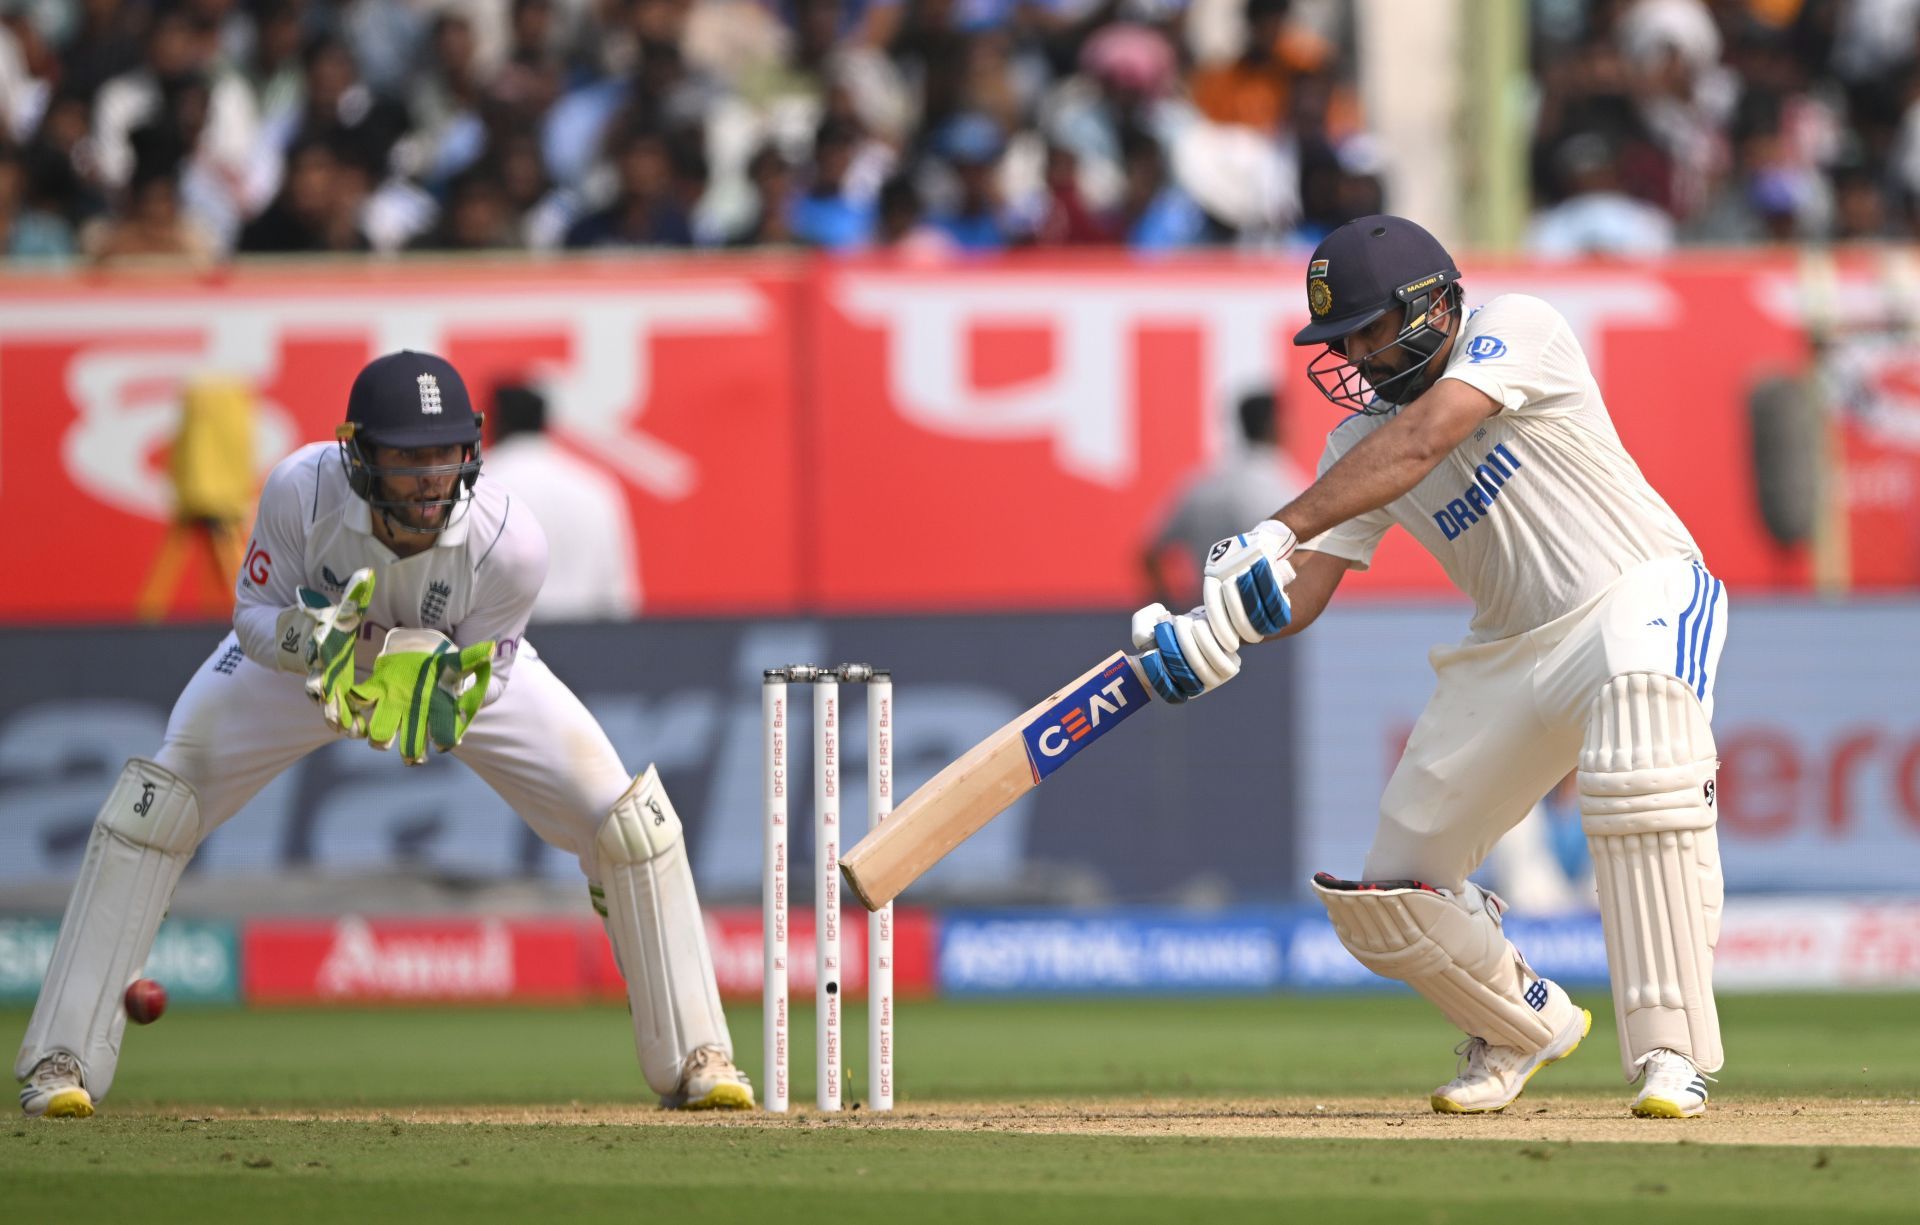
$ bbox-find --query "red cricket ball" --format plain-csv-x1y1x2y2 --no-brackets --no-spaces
124,978,168,1025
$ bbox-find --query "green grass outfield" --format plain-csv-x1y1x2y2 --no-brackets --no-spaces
4,993,1917,1223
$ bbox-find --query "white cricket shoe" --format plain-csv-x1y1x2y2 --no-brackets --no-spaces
1631,1048,1710,1118
662,1044,755,1111
1431,985,1592,1114
19,1052,94,1119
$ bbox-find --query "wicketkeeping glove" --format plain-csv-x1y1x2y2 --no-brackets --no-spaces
291,568,377,735
1129,601,1241,704
1202,519,1296,646
347,628,493,766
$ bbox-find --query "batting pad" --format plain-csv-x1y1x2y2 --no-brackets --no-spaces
1580,672,1724,1078
591,765,733,1095
1312,875,1568,1051
15,759,200,1098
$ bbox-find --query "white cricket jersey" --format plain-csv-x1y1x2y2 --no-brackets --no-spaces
1301,293,1700,642
233,442,548,691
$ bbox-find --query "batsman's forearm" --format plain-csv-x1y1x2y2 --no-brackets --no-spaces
1275,422,1440,542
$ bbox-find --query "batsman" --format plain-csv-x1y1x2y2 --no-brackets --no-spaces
1138,215,1728,1118
18,351,752,1117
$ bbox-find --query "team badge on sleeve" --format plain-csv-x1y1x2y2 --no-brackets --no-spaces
1465,336,1507,363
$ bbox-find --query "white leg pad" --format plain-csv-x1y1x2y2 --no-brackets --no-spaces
15,759,201,1098
1312,876,1573,1051
589,765,733,1096
1581,672,1724,1078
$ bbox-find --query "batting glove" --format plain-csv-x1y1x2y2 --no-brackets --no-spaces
1202,520,1296,646
348,628,493,765
1129,601,1241,704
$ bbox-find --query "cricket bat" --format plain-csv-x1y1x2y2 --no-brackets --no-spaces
839,651,1156,910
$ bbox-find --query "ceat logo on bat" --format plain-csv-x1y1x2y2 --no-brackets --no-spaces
1020,655,1151,782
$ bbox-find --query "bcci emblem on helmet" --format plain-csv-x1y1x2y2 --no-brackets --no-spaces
1307,258,1333,318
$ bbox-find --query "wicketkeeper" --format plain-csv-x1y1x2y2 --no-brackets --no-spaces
1134,216,1728,1118
18,351,753,1117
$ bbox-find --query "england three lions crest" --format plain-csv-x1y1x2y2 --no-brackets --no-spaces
421,580,452,625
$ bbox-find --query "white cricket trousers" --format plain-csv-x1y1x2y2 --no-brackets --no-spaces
1364,556,1730,890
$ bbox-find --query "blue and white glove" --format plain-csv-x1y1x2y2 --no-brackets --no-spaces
1202,519,1297,647
1130,602,1241,705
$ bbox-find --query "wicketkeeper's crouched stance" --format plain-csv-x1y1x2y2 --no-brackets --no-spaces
18,352,752,1118
1136,215,1727,1118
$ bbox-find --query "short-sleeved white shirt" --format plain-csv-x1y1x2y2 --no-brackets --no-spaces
1301,293,1700,642
232,443,548,693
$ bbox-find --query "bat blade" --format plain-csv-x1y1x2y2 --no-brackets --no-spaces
839,651,1154,910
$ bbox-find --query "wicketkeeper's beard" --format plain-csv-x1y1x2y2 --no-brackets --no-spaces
376,488,454,535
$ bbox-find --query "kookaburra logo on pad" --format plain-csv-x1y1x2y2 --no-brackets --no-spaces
417,373,442,414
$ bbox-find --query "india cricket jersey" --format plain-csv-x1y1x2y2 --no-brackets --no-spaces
232,442,547,688
1301,293,1700,641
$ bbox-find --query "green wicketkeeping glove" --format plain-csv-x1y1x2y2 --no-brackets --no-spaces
348,628,493,766
300,568,377,735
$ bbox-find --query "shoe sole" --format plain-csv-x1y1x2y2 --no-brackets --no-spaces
675,1083,755,1111
1632,1095,1706,1119
1430,1009,1593,1115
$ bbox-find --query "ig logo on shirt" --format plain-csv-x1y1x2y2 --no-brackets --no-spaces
1465,336,1507,363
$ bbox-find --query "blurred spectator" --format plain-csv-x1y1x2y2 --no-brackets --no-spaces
1116,123,1206,250
413,164,522,251
81,127,216,264
727,141,800,244
92,7,262,250
58,0,148,108
565,123,695,246
791,114,874,248
5,0,1916,263
397,12,490,190
1188,0,1324,133
238,136,370,253
1142,386,1309,608
484,382,642,621
927,110,1009,250
1527,132,1675,258
0,141,73,259
874,170,951,253
0,7,53,143
1024,141,1118,245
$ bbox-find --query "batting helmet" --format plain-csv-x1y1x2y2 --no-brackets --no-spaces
1293,215,1462,415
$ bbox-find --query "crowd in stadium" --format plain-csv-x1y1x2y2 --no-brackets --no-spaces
0,0,1914,263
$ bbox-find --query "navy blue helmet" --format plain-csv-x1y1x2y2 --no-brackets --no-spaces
1292,215,1462,414
336,351,483,533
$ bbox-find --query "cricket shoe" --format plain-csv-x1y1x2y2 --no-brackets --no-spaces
661,1045,755,1110
19,1052,94,1119
1430,984,1592,1114
1631,1049,1710,1118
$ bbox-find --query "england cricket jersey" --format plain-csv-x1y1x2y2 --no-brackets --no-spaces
233,443,547,691
1301,293,1700,641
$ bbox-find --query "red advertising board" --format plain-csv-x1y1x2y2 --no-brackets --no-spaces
3,253,1915,622
241,908,936,1005
0,261,802,621
243,916,590,1004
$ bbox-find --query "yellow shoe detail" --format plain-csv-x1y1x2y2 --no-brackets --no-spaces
1429,1009,1591,1116
43,1089,94,1119
679,1082,754,1111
